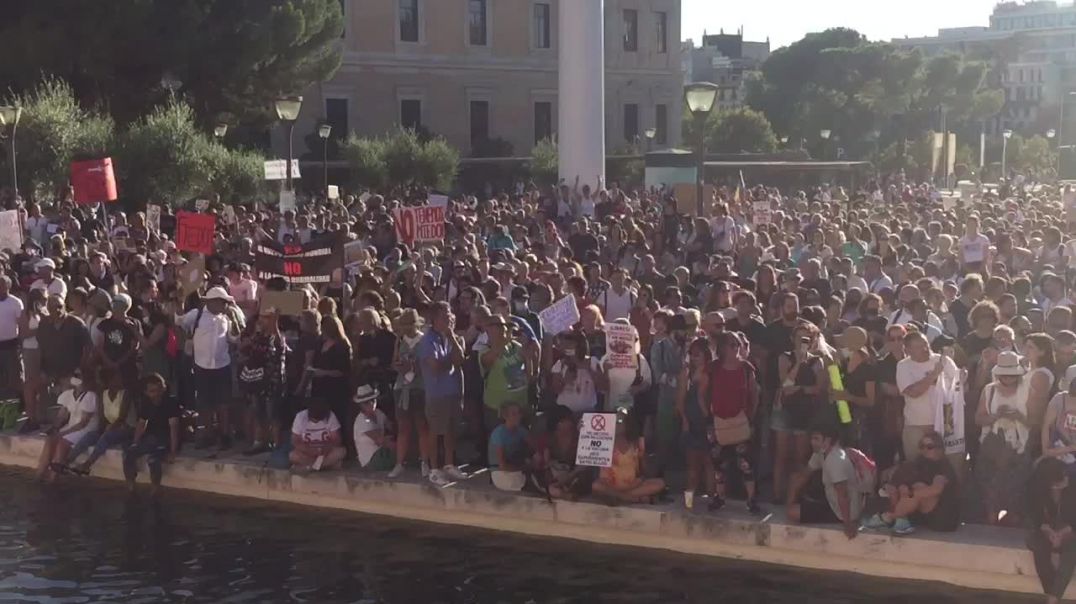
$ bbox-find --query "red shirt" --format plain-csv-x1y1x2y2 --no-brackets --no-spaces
709,361,754,419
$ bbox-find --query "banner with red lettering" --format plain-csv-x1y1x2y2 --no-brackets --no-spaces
175,211,216,255
71,158,118,204
393,206,445,246
254,235,342,284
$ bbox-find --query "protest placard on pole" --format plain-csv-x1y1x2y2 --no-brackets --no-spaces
429,194,449,209
752,200,772,226
178,255,206,300
263,159,301,181
175,211,216,255
576,412,617,467
0,210,23,253
344,239,367,269
146,204,161,234
393,206,445,246
194,199,210,212
604,323,639,369
538,295,580,335
71,158,118,204
222,205,237,226
279,189,297,213
327,185,340,200
260,290,306,316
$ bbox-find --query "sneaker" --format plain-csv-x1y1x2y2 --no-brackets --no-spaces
443,465,467,481
420,461,431,478
387,464,405,479
429,469,450,487
892,518,916,536
861,513,892,531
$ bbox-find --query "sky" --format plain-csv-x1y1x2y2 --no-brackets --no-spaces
681,0,1002,49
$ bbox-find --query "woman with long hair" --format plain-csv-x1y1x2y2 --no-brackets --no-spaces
1026,333,1058,452
677,337,716,509
238,306,287,455
309,315,354,456
629,284,656,353
709,332,761,513
352,307,398,420
773,322,829,501
17,288,46,433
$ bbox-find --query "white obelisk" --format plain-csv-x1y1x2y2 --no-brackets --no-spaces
558,0,605,189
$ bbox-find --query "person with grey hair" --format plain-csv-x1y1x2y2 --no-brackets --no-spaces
94,292,143,388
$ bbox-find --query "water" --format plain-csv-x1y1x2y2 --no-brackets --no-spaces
0,468,1034,603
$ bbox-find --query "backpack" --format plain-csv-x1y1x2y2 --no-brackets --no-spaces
845,447,877,492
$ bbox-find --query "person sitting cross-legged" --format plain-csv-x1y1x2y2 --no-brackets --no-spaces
353,385,396,472
591,407,666,504
290,397,347,473
861,430,959,535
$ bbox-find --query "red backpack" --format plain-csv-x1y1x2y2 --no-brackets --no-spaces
845,447,877,491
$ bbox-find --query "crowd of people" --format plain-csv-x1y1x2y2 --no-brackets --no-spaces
6,173,1076,602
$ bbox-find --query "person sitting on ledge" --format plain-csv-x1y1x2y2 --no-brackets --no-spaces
124,373,180,496
290,397,346,473
861,430,959,535
591,407,666,504
353,385,396,473
488,401,531,492
1027,457,1076,604
786,420,865,540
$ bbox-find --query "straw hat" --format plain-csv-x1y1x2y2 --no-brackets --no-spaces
993,351,1026,377
837,326,868,351
352,384,379,404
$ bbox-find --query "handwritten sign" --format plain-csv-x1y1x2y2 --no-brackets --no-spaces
146,204,161,234
392,206,445,246
576,413,617,467
752,200,772,226
604,323,639,369
176,211,216,255
278,189,297,213
71,158,118,204
0,210,23,253
260,290,306,316
327,185,340,200
263,159,302,181
538,295,579,336
178,255,205,300
194,199,210,212
222,205,237,226
344,239,367,269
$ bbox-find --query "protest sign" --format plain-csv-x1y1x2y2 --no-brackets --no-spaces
254,235,342,284
0,210,23,252
175,211,216,255
260,290,306,316
71,158,118,204
752,200,772,226
393,206,445,246
146,204,161,234
279,189,297,213
327,185,340,200
538,295,580,336
194,199,210,212
604,323,639,369
222,205,237,226
344,239,367,269
263,159,301,181
934,369,966,456
576,413,617,467
429,194,449,209
178,255,205,300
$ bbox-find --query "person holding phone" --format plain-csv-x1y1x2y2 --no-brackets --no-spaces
975,351,1033,525
773,323,828,501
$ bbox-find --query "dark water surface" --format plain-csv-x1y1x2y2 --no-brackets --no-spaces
0,468,1034,603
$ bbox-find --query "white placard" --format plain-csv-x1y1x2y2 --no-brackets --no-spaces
222,205,237,225
327,185,340,200
278,189,297,213
0,210,22,253
577,413,617,468
263,159,302,181
538,295,580,336
145,204,161,234
194,198,210,212
752,200,772,226
604,323,639,369
429,194,449,209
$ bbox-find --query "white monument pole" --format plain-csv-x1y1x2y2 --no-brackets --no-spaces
558,0,605,190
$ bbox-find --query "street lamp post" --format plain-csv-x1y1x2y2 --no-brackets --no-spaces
644,127,656,152
820,129,832,160
0,106,22,197
1002,129,1013,178
213,123,228,139
274,96,303,192
318,123,332,200
684,82,718,216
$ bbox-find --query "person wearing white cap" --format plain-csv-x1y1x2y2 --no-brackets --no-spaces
30,257,67,302
177,286,242,450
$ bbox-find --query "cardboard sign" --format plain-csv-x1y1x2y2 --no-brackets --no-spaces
260,290,306,316
392,206,445,246
752,200,772,226
146,204,161,234
279,189,297,213
538,295,580,336
0,210,23,253
71,158,118,204
263,159,302,181
604,323,639,369
178,255,205,300
344,239,367,268
175,211,216,255
576,413,617,467
327,185,340,200
222,205,237,226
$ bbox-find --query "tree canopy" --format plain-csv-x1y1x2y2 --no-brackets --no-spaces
683,107,779,154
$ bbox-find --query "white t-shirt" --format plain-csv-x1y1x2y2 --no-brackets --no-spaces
896,354,959,426
552,357,601,413
960,234,990,264
353,409,389,467
601,287,635,322
25,216,48,245
228,278,259,305
1065,190,1076,223
291,410,341,447
579,196,596,218
710,216,736,252
866,274,893,294
30,277,67,301
0,295,23,341
58,389,99,443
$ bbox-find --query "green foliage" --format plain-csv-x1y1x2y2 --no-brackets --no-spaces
3,78,115,200
1011,134,1056,175
207,144,268,203
0,0,343,126
341,128,458,192
684,107,778,154
529,138,559,185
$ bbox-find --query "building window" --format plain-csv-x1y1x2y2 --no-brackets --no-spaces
534,101,553,145
624,103,639,142
469,0,488,46
325,98,348,139
655,12,667,54
655,104,667,145
399,0,419,42
470,100,490,148
401,99,422,130
533,2,551,49
623,9,638,52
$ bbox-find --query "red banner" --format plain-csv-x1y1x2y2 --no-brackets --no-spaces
71,158,118,204
392,206,445,246
176,211,216,255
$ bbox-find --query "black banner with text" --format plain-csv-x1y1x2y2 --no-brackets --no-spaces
254,235,342,284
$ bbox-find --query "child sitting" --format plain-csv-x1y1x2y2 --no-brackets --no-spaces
488,402,531,491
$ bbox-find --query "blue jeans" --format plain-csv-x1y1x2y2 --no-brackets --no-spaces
74,426,132,468
124,435,168,485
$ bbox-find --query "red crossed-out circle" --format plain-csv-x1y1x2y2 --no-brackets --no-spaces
591,415,607,431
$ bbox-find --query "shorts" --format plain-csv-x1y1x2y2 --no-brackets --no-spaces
425,394,462,436
194,365,233,412
364,447,396,472
491,470,526,491
798,470,840,524
773,404,812,435
21,347,40,377
396,387,425,413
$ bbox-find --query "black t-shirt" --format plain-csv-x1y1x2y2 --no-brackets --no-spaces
97,316,142,365
763,319,797,388
909,457,960,532
39,315,89,377
961,332,993,364
138,395,181,442
728,316,767,349
568,232,598,261
949,298,973,339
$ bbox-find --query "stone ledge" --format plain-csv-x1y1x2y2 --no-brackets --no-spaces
0,434,1053,597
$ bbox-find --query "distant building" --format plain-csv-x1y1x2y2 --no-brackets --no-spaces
682,29,770,112
894,1,1076,133
277,0,684,163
